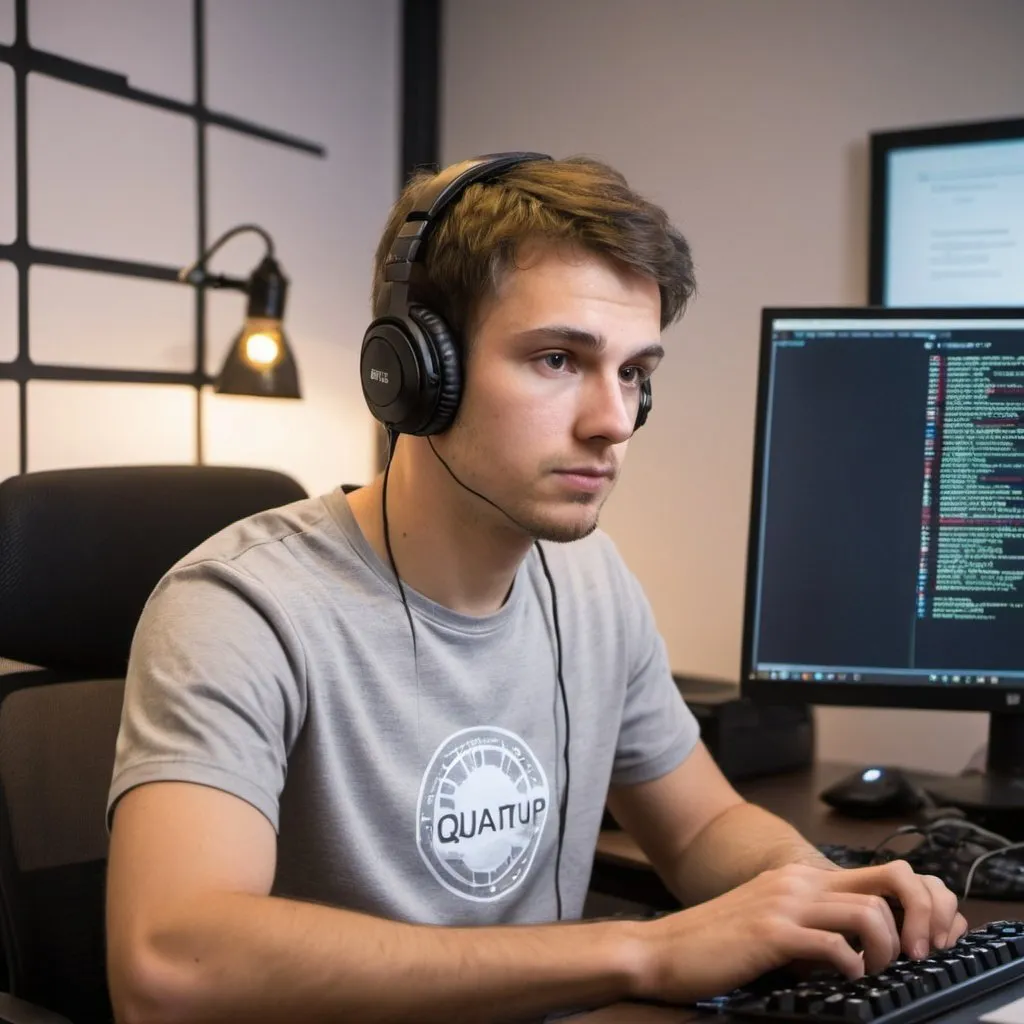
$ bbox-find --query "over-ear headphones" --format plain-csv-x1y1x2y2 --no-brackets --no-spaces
360,152,653,436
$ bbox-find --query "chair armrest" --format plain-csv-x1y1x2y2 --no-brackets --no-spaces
0,992,73,1024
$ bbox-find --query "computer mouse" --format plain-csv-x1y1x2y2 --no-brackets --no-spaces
819,766,926,818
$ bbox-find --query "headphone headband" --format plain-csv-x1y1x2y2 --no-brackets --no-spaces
379,153,552,313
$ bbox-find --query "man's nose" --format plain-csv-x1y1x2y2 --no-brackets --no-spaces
577,372,636,443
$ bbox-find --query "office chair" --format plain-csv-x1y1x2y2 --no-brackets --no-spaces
0,465,308,1024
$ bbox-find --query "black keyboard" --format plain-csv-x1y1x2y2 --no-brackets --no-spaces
696,920,1024,1023
817,832,1024,901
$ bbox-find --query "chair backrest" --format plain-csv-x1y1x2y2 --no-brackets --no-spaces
0,669,124,1023
0,465,308,1023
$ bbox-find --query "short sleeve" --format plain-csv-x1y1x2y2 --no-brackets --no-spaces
106,559,308,832
611,567,700,786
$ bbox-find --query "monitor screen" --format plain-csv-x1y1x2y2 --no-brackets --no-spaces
742,307,1024,714
868,117,1024,308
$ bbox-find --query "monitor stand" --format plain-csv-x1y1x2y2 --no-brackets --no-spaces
923,712,1024,838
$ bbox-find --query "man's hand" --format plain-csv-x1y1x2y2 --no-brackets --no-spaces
630,860,968,1004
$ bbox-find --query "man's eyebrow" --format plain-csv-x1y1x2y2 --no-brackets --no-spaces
516,325,665,361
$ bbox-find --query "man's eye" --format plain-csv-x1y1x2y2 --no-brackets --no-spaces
620,365,648,384
544,353,568,371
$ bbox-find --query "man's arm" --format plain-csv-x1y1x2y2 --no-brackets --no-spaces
106,781,641,1024
605,741,965,958
108,775,969,1020
606,741,835,907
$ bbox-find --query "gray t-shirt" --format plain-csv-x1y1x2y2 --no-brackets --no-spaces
108,488,699,924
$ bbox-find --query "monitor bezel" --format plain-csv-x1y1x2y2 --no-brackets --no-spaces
867,115,1024,307
741,305,1024,713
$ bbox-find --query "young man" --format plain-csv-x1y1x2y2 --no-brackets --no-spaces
106,154,965,1023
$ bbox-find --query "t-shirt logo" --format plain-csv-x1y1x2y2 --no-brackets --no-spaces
416,726,550,902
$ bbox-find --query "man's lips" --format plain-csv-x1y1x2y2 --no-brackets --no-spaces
551,466,616,494
554,466,615,478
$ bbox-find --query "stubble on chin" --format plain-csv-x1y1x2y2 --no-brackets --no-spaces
531,518,600,544
515,490,605,544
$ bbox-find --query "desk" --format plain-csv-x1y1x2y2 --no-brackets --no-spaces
576,761,1024,1022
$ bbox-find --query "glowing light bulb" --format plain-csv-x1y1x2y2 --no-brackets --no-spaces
244,331,282,368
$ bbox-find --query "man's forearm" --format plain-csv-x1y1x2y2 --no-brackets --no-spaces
112,890,644,1024
664,801,838,906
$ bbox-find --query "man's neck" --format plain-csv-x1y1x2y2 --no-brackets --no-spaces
347,439,534,617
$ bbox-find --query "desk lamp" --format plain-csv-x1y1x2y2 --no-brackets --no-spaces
179,224,301,399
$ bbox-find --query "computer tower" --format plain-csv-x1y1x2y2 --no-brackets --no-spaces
674,675,814,782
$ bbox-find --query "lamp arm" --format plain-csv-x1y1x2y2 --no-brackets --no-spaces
177,224,275,287
198,273,250,292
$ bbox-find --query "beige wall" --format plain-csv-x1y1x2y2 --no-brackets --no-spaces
0,0,398,496
441,0,1024,773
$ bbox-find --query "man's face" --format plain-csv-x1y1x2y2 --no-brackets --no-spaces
435,241,664,543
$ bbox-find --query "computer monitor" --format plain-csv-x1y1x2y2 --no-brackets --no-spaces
741,306,1024,827
868,116,1024,308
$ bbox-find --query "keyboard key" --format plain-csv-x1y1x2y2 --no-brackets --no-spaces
975,945,1000,970
951,951,982,976
795,991,827,1014
887,981,912,1007
767,989,796,1013
938,958,968,983
989,941,1013,964
921,965,952,989
822,992,848,1016
865,988,895,1014
830,995,874,1022
895,970,935,997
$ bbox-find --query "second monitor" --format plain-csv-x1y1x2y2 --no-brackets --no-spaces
741,306,1024,831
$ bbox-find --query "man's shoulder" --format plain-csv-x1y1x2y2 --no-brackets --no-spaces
172,492,342,577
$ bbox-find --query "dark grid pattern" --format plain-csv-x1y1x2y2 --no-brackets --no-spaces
0,0,326,471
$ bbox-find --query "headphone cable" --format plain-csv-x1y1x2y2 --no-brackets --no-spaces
389,435,573,919
381,429,419,663
428,437,571,918
427,436,536,535
535,542,571,921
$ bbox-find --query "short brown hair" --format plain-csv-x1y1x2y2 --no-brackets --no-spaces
371,156,696,338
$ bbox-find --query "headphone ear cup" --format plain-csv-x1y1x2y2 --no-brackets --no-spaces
635,379,652,430
408,305,462,435
360,316,429,434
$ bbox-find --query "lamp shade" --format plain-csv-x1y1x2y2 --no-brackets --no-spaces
214,321,301,399
212,255,302,399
